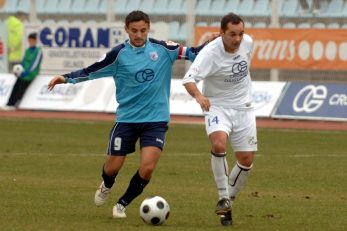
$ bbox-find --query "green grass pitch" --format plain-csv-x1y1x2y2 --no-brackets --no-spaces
0,117,346,231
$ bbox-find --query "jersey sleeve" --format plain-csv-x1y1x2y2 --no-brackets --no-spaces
176,43,206,62
63,44,124,84
182,48,215,84
148,38,206,63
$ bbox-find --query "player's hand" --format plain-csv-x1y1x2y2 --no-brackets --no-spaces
48,75,65,91
196,95,211,112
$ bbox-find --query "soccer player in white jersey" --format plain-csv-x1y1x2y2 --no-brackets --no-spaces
182,12,257,226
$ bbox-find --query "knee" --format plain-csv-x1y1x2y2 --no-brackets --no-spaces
139,164,156,179
239,160,253,168
237,153,254,168
211,140,227,154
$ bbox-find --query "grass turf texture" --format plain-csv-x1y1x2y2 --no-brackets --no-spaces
0,118,346,231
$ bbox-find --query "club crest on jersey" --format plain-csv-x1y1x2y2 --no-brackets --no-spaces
150,51,158,61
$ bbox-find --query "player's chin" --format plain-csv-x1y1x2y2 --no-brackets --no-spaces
134,40,145,47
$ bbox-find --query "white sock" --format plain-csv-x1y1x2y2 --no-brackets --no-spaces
211,152,229,199
228,162,253,200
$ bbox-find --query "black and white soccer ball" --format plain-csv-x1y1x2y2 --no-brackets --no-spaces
12,64,24,77
139,196,170,225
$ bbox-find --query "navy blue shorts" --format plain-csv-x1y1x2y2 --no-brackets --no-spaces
107,122,169,156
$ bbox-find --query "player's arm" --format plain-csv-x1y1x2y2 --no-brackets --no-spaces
48,45,124,90
183,82,210,111
182,47,215,111
181,33,220,61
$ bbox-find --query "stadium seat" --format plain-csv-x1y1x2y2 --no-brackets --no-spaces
177,22,188,41
125,0,141,12
153,0,170,15
253,21,267,28
280,0,298,17
71,0,87,14
0,0,19,13
210,0,226,16
196,21,208,27
244,21,252,28
71,19,84,24
238,0,254,16
167,0,184,15
210,21,220,27
138,0,155,14
282,22,296,28
43,19,56,24
326,22,340,28
196,0,212,15
168,21,180,41
320,0,343,17
312,22,325,28
252,0,270,16
85,0,102,14
223,0,240,14
114,0,128,14
41,0,60,14
297,22,310,28
57,0,73,14
339,0,347,16
36,0,46,14
17,0,30,13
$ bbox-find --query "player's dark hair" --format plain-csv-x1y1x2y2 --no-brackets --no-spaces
125,10,150,27
28,33,37,40
221,12,244,31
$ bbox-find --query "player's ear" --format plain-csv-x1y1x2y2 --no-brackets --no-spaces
219,28,224,35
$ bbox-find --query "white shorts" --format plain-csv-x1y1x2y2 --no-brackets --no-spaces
204,106,258,152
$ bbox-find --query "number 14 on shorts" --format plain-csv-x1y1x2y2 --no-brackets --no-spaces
208,116,219,126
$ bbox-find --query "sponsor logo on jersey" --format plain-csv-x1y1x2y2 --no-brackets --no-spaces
225,61,248,83
135,69,155,83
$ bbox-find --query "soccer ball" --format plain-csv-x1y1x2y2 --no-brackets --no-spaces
139,196,170,225
12,64,24,77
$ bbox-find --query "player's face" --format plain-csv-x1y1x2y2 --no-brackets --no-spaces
125,20,150,47
28,38,37,48
220,22,244,53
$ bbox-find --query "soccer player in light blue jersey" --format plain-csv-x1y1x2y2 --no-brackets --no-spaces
48,10,213,219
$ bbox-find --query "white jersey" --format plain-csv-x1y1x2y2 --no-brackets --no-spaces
183,35,254,109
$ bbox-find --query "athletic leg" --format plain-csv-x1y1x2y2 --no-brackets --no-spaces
113,122,167,218
114,147,161,218
95,123,136,207
228,151,254,200
94,155,126,207
209,131,232,217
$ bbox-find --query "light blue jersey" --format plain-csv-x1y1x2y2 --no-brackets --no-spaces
63,38,205,122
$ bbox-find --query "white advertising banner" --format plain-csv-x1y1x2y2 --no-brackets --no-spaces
18,76,286,119
252,81,287,117
0,22,8,73
0,74,17,106
169,79,204,115
105,79,204,115
24,22,168,75
19,76,115,112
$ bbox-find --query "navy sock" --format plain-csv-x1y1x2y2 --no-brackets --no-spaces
117,171,150,207
102,166,117,189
